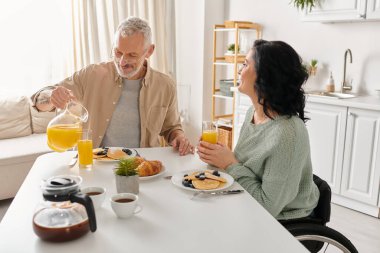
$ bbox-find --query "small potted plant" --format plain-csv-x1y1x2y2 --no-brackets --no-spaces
309,59,318,76
226,43,240,54
114,157,142,194
291,0,319,11
225,43,244,63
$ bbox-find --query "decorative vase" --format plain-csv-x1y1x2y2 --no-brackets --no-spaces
309,66,317,76
115,174,139,194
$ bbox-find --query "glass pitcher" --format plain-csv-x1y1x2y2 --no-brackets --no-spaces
47,101,88,152
33,175,97,242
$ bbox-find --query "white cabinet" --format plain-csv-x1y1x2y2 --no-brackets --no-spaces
302,0,380,22
341,108,380,205
306,101,380,216
233,89,251,148
367,0,380,19
305,103,347,194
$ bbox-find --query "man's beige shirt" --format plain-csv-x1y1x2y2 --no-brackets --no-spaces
33,61,183,148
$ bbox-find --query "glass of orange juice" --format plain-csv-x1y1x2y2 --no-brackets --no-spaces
78,129,93,170
202,121,218,144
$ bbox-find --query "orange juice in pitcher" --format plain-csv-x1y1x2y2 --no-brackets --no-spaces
47,124,82,152
46,100,88,152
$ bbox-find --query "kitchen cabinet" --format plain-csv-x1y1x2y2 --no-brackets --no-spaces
232,88,251,148
306,99,380,217
302,0,380,22
305,103,347,194
367,0,380,19
340,107,380,205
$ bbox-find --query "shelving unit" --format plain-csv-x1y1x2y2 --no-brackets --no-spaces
211,22,262,149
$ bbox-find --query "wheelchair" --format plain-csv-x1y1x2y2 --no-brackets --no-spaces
279,175,358,253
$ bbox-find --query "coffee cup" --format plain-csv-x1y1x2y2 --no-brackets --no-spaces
81,186,106,210
110,193,142,219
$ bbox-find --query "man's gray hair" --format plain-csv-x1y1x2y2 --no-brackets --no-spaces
115,17,152,48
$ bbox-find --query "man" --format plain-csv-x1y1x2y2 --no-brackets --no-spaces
33,17,194,155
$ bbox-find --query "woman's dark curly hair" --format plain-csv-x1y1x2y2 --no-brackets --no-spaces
252,40,309,122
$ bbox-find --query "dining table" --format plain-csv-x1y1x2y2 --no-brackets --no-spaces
0,147,308,252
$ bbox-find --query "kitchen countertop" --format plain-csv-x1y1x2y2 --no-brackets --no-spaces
232,86,380,111
306,95,380,111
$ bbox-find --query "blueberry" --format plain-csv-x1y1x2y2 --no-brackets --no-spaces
199,172,205,176
96,150,107,156
195,174,200,179
184,174,188,177
212,170,220,177
199,175,206,180
182,180,190,187
122,148,132,155
189,183,194,188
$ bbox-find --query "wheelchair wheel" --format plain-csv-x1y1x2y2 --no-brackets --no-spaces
286,223,358,253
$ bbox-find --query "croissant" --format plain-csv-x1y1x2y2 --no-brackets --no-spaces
137,160,162,177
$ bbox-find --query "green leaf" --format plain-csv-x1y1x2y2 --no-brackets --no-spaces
114,157,139,176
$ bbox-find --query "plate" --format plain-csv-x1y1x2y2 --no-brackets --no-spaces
171,170,234,192
93,147,138,162
139,166,166,181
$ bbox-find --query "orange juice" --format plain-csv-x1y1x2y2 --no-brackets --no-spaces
78,139,93,168
202,130,218,144
47,124,82,152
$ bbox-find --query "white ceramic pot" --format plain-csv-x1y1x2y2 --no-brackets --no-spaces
115,174,139,194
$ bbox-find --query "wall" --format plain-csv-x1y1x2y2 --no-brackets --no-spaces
175,0,224,144
225,0,380,95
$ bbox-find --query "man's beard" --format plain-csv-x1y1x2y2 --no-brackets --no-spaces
114,59,145,79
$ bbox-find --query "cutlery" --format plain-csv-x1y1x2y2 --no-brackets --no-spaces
133,149,141,157
191,189,243,199
68,153,78,167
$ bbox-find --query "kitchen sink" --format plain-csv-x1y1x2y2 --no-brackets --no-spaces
307,91,357,99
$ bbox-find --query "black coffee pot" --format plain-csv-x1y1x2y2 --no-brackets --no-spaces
33,175,96,242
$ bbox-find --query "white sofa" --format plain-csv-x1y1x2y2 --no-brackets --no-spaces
0,96,54,200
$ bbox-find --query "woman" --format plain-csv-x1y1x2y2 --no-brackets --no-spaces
197,40,319,220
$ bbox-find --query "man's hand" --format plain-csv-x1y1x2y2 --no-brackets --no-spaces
170,131,194,156
50,86,76,109
197,141,238,170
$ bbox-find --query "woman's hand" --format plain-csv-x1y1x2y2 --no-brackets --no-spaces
197,141,239,170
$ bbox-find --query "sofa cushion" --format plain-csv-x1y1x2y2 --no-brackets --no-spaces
0,133,51,200
0,134,51,162
0,96,32,139
30,106,56,133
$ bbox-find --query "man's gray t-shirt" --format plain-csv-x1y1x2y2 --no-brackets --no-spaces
101,79,141,148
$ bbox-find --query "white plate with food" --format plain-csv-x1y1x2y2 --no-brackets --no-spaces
171,169,234,192
93,147,138,162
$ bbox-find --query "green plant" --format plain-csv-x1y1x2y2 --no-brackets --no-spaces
227,43,240,52
310,59,318,67
114,158,139,176
291,0,319,11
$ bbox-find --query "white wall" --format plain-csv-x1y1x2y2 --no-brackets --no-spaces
175,0,224,143
225,0,380,95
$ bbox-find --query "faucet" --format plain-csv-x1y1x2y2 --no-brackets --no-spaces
341,49,353,93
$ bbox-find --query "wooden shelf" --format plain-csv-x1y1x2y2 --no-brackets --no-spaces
211,22,262,149
213,93,234,100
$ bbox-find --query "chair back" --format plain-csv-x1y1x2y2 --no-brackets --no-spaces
312,174,331,224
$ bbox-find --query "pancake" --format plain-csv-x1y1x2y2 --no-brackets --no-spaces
192,179,220,190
